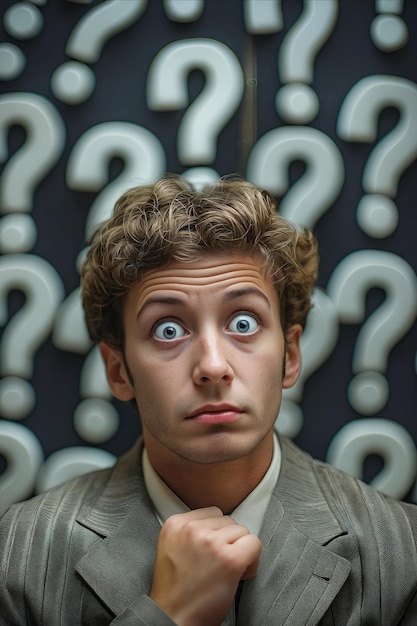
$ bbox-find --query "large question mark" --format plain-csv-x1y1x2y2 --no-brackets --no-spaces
50,0,147,105
0,254,65,420
246,126,344,438
146,38,244,179
278,288,340,439
370,0,409,52
0,93,66,254
327,250,417,416
52,121,166,444
243,0,283,34
66,120,166,240
337,75,417,238
276,0,339,124
246,125,345,229
327,418,417,499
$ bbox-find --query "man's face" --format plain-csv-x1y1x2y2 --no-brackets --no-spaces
101,253,301,468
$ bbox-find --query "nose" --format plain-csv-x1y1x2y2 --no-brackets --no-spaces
192,331,234,385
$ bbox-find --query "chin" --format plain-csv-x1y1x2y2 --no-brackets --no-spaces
176,433,265,465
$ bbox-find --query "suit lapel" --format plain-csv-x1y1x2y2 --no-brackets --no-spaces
73,435,352,624
238,436,351,625
74,440,161,616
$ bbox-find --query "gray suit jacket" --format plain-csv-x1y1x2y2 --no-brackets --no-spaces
1,435,417,625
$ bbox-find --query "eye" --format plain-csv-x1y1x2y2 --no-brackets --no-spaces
228,314,259,334
153,321,186,341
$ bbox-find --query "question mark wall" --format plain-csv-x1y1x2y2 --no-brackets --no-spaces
0,0,416,506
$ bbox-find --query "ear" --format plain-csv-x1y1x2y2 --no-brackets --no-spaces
99,342,135,401
282,324,302,389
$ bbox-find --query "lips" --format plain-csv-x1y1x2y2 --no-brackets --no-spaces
187,404,242,425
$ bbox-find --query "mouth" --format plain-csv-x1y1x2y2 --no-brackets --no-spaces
187,404,242,425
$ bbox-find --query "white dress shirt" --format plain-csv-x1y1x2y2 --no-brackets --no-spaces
142,432,281,536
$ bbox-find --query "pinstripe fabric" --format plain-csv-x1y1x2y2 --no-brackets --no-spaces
1,436,417,625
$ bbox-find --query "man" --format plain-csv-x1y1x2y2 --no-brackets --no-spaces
1,176,417,625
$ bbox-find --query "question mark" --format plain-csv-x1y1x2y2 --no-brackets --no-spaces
246,125,345,230
370,0,408,52
0,420,44,507
337,75,417,238
327,418,417,499
278,288,340,439
327,250,417,416
0,93,66,254
53,121,165,442
53,121,166,351
276,287,339,439
0,254,65,420
146,38,244,178
243,0,283,34
276,0,339,124
66,120,166,240
50,0,147,105
163,0,204,22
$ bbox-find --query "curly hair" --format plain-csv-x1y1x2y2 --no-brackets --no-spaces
81,176,318,349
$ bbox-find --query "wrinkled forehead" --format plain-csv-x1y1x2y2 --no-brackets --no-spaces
128,252,277,305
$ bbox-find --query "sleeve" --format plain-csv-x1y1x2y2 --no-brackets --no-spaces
111,595,177,625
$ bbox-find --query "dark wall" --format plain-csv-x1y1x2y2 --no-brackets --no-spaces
1,0,416,506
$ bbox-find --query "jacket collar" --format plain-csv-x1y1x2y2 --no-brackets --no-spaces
75,436,351,623
75,440,161,616
238,436,351,624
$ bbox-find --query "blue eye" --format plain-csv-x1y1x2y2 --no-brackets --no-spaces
154,321,186,341
229,314,258,334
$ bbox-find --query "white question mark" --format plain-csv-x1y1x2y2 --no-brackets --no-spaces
0,254,65,420
246,125,345,230
53,121,165,443
50,0,147,105
278,288,340,439
146,38,244,178
0,93,66,254
327,418,417,499
66,120,166,240
327,250,417,416
54,121,166,350
337,75,417,238
370,0,409,52
276,0,339,124
0,420,44,507
243,0,283,34
163,0,204,22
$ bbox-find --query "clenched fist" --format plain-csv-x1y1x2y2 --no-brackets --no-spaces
150,507,262,626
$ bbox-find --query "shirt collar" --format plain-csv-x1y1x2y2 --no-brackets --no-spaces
142,432,281,537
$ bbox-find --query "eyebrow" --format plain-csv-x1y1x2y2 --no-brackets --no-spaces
137,296,184,319
222,287,272,309
137,286,272,319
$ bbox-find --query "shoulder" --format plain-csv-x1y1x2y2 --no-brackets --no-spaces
0,439,145,551
280,434,417,540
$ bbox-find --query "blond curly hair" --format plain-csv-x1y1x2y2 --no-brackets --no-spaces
81,176,318,349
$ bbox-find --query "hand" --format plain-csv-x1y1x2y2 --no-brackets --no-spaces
149,506,261,626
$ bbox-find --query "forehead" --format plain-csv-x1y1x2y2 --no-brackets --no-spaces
127,253,277,306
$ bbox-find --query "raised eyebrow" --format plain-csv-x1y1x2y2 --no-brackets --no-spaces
136,296,185,319
222,287,272,309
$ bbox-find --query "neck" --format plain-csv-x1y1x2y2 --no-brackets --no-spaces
144,434,274,514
